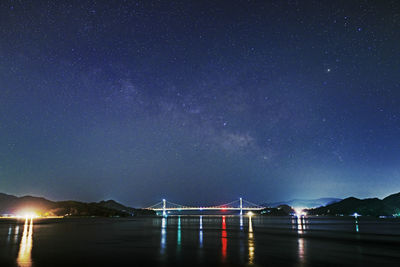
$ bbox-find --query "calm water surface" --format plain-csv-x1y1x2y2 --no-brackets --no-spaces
1,215,400,266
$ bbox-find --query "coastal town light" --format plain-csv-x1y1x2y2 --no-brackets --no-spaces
294,208,307,217
16,211,39,219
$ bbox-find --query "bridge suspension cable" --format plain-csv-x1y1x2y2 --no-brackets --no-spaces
146,198,265,212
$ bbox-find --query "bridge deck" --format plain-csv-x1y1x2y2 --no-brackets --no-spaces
150,207,264,211
146,198,265,212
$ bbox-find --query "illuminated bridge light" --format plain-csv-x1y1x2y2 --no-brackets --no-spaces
147,198,265,214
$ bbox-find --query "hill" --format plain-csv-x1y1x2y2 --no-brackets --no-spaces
308,192,400,217
261,204,295,216
0,193,155,217
264,198,341,209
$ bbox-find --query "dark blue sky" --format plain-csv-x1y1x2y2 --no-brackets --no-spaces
1,0,400,207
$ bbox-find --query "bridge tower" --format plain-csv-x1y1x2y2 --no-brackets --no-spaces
240,197,243,215
162,199,166,217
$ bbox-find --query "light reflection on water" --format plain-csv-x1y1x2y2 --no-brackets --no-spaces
298,238,305,265
14,225,20,243
248,216,255,265
155,215,311,266
199,216,203,248
7,225,12,243
221,216,227,262
294,215,307,265
297,215,304,234
17,218,33,267
160,217,167,255
177,216,181,253
239,215,245,263
156,215,257,265
355,217,359,233
3,215,396,266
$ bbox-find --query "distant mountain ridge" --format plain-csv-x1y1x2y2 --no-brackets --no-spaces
264,198,342,209
308,192,400,217
0,193,154,217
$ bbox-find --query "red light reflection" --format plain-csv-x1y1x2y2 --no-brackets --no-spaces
221,216,227,262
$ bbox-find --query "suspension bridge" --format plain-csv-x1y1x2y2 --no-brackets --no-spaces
146,198,265,216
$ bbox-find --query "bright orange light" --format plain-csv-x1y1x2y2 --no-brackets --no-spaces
16,211,39,219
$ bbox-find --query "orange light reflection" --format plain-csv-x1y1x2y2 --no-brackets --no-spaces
248,216,255,265
17,218,33,267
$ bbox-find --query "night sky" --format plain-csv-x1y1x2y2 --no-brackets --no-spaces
1,1,400,207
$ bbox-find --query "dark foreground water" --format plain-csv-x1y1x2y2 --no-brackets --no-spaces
1,216,400,267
